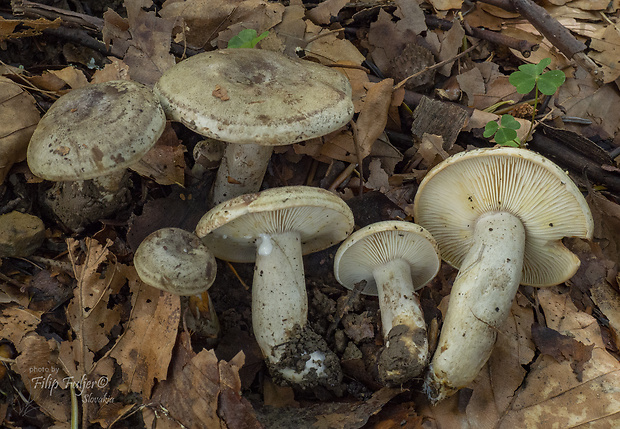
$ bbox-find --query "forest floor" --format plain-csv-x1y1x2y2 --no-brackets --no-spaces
1,0,620,428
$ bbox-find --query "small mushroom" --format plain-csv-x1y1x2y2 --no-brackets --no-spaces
333,221,440,385
413,147,593,403
195,186,354,389
27,80,166,230
154,49,354,205
134,228,219,339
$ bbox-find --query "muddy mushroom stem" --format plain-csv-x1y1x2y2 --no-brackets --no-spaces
334,221,440,385
413,147,593,403
154,49,354,206
195,186,354,389
27,80,166,230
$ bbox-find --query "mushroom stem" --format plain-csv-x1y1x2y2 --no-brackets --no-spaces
374,258,429,385
252,230,340,387
252,230,307,363
425,211,525,403
211,143,273,206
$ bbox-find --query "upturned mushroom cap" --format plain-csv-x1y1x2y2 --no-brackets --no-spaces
27,80,166,181
134,228,217,295
334,221,441,296
154,49,354,146
413,147,594,287
195,186,354,263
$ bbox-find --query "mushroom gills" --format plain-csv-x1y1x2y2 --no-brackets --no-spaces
425,211,525,402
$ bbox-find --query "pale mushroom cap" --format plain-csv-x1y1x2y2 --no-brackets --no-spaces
154,49,354,146
28,80,166,181
134,228,217,295
413,147,594,287
195,186,354,263
334,221,441,296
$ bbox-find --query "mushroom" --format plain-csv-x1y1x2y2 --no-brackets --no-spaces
27,80,166,230
154,49,354,205
195,186,354,389
333,221,440,385
134,227,219,338
413,147,593,403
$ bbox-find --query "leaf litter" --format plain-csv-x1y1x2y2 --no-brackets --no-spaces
1,0,620,427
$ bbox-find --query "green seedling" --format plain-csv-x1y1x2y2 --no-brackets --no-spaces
484,58,565,147
483,114,521,147
227,29,269,49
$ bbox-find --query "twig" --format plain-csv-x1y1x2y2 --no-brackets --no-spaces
509,0,603,80
328,162,358,192
426,15,538,57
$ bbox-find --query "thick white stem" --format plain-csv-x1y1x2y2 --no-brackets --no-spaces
374,259,428,385
211,143,273,205
426,211,525,402
252,231,307,364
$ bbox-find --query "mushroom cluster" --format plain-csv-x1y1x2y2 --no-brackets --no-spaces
154,48,354,206
413,147,593,402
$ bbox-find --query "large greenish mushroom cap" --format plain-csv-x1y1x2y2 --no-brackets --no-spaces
27,80,166,181
154,49,354,145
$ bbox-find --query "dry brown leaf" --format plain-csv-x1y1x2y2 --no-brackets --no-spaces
49,66,89,89
0,77,40,185
12,333,71,424
145,335,259,429
130,123,186,186
271,0,306,56
531,323,594,380
160,0,284,50
354,79,394,159
103,0,175,86
426,0,463,11
0,16,60,41
496,288,620,428
589,25,620,83
61,238,125,378
90,57,130,83
558,72,620,142
306,0,347,25
0,305,43,346
312,387,402,429
109,266,180,397
437,20,465,76
365,159,390,192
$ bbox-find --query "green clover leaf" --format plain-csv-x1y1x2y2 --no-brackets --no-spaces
483,115,521,147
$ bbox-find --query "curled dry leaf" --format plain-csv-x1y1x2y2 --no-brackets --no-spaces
0,77,40,185
130,123,186,186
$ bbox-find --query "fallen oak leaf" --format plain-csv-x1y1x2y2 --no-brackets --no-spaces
0,76,40,185
531,322,594,381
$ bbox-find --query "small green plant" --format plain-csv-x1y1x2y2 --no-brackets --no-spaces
227,29,269,49
483,114,522,147
484,58,565,147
